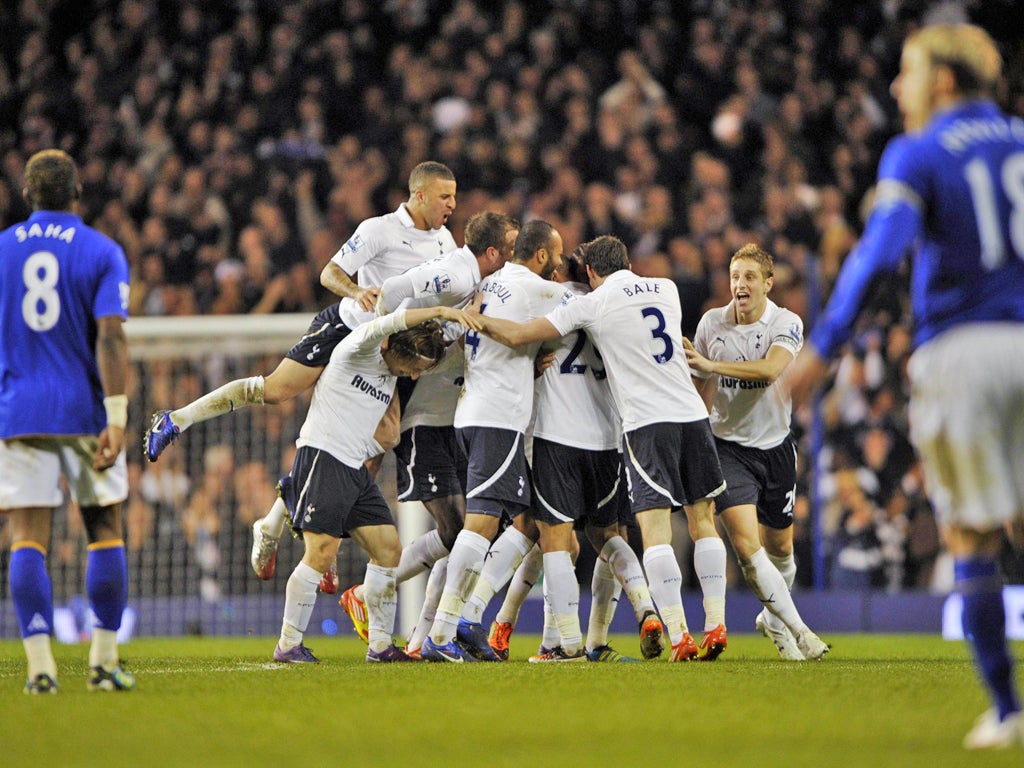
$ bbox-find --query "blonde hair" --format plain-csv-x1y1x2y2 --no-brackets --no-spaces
907,24,1001,95
730,243,774,280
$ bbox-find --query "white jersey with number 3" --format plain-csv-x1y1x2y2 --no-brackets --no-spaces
692,299,802,449
546,270,707,432
455,263,571,433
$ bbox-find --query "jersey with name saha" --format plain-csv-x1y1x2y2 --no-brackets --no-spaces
332,203,456,329
810,100,1024,356
693,299,802,449
532,282,621,451
546,270,707,432
0,211,129,438
297,311,413,468
455,263,571,433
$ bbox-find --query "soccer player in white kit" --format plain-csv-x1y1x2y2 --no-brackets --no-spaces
271,303,475,663
421,220,572,663
523,243,663,662
332,211,519,648
467,234,730,662
144,161,457,592
788,25,1024,748
686,244,828,661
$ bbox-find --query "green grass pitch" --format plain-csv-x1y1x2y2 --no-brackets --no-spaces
2,634,1022,767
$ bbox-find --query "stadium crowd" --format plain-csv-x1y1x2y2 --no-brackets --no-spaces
1,0,1022,610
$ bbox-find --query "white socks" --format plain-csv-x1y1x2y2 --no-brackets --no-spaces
603,537,655,620
543,551,581,654
395,529,450,584
24,634,57,681
693,536,727,630
172,375,264,431
407,557,447,652
280,561,320,649
495,544,543,626
261,496,289,539
463,526,533,624
430,530,490,644
586,554,620,652
364,563,399,653
89,628,119,669
643,543,688,644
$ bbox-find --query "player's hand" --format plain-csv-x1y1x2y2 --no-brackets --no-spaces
355,286,380,313
784,345,829,405
533,350,555,378
441,306,481,331
93,426,124,471
682,337,714,374
465,291,483,316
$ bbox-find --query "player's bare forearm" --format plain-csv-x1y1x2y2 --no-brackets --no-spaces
96,316,128,398
684,338,792,383
320,260,379,310
95,315,128,469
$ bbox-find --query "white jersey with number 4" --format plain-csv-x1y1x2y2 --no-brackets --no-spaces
546,270,707,432
692,299,802,450
533,282,620,451
332,204,456,328
455,263,572,433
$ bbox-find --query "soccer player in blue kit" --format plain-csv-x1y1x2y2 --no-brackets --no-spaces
0,150,134,693
788,24,1024,749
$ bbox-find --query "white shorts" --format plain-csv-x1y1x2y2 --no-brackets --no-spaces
0,437,128,509
907,323,1024,531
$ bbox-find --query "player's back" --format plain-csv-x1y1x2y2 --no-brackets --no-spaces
0,211,127,438
548,270,707,432
895,101,1024,343
455,263,569,433
533,283,620,451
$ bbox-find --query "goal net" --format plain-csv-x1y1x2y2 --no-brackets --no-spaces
0,313,430,639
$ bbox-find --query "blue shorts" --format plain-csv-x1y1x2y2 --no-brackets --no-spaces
531,437,624,529
623,420,725,515
284,304,353,367
289,446,393,538
713,436,797,530
395,425,467,502
456,426,530,520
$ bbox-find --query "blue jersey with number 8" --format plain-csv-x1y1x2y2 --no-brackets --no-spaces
0,211,129,438
811,100,1024,356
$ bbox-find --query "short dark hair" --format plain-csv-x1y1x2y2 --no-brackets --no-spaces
24,149,79,211
388,320,447,369
583,235,629,277
409,161,456,193
512,219,556,262
563,241,590,284
464,211,519,254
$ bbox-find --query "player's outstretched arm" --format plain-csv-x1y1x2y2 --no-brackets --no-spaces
463,293,560,347
684,337,794,383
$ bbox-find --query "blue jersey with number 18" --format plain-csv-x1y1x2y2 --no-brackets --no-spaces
0,211,129,438
810,100,1024,356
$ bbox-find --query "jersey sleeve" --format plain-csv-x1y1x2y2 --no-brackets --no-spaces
545,290,591,335
691,311,713,378
332,218,381,276
93,241,130,319
809,137,924,358
769,309,803,357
